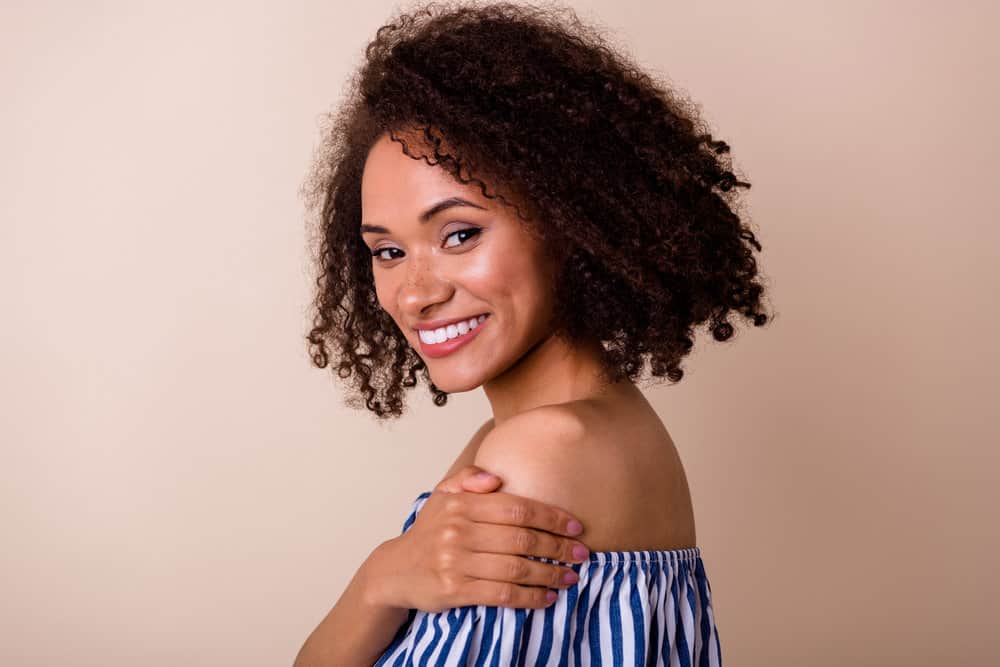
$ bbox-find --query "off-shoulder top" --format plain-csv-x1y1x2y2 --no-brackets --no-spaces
374,490,722,666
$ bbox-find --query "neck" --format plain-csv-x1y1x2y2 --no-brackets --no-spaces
482,332,635,425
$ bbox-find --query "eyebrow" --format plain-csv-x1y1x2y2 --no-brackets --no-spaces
360,196,487,235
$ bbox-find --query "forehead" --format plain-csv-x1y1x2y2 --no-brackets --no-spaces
361,132,489,212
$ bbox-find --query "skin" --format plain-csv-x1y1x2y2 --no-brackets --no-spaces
360,130,696,552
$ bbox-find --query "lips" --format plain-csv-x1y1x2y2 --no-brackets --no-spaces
413,312,490,332
417,313,491,359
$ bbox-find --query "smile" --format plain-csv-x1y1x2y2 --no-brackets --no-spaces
417,314,490,358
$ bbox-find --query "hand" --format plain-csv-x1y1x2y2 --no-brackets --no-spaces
368,466,589,612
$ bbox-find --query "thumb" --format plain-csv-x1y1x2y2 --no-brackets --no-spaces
434,466,502,494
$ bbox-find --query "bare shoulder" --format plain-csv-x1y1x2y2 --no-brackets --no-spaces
473,401,697,551
437,417,497,484
471,404,604,521
481,405,587,454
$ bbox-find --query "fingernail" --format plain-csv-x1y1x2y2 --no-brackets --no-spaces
563,571,579,585
566,520,583,536
546,590,558,603
572,545,589,561
475,472,495,479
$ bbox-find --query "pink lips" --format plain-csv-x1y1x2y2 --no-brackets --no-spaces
417,315,490,359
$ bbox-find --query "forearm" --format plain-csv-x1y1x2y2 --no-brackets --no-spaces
293,539,410,667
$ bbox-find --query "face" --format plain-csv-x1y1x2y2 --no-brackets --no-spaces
360,131,557,393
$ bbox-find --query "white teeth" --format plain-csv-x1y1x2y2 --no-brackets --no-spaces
418,314,489,345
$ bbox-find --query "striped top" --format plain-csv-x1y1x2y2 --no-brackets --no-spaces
374,491,723,666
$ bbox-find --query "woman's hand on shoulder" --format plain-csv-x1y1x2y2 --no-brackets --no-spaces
368,465,590,613
434,463,503,495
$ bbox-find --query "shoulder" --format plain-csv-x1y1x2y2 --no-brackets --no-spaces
437,417,497,483
472,398,698,551
471,404,596,514
482,404,587,449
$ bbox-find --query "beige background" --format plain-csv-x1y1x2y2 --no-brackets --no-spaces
3,1,998,665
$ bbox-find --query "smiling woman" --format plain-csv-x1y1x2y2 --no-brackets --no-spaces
296,1,771,665
357,129,559,391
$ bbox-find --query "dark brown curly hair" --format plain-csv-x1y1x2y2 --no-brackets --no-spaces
304,0,773,420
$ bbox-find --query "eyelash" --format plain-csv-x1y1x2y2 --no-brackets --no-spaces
370,227,482,263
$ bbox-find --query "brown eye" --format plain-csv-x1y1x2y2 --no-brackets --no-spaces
371,247,402,262
443,227,482,249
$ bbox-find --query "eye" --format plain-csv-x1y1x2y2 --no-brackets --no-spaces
370,227,482,264
371,247,402,262
443,227,482,249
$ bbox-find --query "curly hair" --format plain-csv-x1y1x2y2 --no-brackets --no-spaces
303,0,773,420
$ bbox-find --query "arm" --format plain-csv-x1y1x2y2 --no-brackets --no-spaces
293,418,496,667
292,538,409,667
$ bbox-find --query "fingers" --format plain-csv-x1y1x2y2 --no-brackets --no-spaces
461,551,581,593
414,484,590,612
446,490,586,539
466,521,590,566
456,577,561,610
435,466,502,494
460,470,502,493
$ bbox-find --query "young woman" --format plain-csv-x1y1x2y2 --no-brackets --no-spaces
296,3,771,665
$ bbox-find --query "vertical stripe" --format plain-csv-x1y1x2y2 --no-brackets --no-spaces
628,559,646,666
647,559,664,667
408,613,431,663
473,606,498,667
663,569,684,667
588,560,608,665
677,563,695,667
374,493,722,666
556,574,579,665
535,597,555,664
607,558,626,665
455,607,477,664
417,610,444,666
516,606,534,663
574,560,600,666
694,558,710,667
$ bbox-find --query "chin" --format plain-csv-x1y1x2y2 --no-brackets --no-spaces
427,369,486,394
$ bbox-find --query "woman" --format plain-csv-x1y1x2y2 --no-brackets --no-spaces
296,2,771,665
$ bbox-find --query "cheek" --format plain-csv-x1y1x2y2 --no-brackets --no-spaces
467,246,551,318
513,252,557,324
372,275,396,316
455,243,513,295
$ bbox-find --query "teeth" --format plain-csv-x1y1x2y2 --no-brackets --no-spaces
418,314,488,345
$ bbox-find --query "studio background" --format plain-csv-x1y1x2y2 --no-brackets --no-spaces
3,1,997,665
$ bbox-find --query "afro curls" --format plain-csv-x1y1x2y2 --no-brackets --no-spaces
304,1,773,419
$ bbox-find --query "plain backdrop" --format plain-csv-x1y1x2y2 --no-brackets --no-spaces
3,1,998,665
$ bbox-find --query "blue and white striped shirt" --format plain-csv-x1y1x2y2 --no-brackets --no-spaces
374,491,722,666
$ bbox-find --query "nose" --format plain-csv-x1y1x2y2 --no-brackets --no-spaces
397,250,455,318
